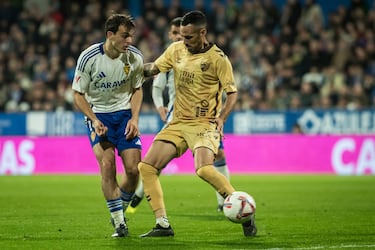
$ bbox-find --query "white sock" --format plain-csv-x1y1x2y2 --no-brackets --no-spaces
156,216,170,228
112,210,125,228
134,179,144,198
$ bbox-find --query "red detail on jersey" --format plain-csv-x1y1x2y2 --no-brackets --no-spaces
75,75,81,83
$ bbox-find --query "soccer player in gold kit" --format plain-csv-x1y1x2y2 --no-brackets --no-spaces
138,10,256,237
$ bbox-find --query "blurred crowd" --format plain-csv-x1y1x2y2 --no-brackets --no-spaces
0,0,375,113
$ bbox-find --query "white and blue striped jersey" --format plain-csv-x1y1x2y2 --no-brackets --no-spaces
72,43,144,113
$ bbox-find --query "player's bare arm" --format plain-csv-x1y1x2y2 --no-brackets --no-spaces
152,83,169,122
73,90,108,136
220,91,237,122
144,62,160,77
216,91,238,136
157,106,169,123
126,87,143,139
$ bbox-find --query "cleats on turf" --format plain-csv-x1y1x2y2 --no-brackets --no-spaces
111,223,128,237
242,216,257,236
217,204,223,212
110,216,127,228
139,224,174,237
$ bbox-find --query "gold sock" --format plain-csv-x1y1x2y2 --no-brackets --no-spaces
138,162,165,213
196,165,235,199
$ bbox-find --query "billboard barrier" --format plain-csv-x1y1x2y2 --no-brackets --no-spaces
1,135,374,175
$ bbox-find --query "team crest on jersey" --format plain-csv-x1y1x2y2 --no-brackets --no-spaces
200,62,210,72
124,64,130,74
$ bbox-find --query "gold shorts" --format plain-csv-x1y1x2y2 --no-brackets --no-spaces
154,120,220,157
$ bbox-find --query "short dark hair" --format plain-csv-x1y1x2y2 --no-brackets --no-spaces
170,17,182,27
105,12,135,34
181,10,206,27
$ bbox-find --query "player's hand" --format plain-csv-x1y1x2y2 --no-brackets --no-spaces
158,106,169,123
214,117,224,138
125,118,139,140
93,119,108,137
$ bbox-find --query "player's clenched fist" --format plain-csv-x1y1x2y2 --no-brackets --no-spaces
93,119,108,137
125,118,139,140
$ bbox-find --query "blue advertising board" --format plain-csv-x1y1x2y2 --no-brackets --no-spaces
0,113,26,135
230,109,375,134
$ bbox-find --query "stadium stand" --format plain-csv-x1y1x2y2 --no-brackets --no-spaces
0,0,374,112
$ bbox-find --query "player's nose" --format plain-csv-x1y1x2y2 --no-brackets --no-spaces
175,35,182,41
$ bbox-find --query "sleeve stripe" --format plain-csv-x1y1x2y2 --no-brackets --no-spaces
128,45,143,60
77,47,101,71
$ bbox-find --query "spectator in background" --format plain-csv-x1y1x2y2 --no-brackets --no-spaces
280,0,302,36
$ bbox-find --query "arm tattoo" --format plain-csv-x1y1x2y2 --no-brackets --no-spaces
144,63,160,77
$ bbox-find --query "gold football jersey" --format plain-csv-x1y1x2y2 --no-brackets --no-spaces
155,41,237,121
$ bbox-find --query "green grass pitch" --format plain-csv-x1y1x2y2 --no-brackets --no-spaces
0,175,374,250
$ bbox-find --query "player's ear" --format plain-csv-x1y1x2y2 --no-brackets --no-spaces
106,30,115,38
200,28,207,36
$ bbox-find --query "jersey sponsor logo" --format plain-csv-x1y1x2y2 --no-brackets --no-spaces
196,106,209,117
94,79,126,89
195,100,210,117
201,100,209,107
179,71,194,85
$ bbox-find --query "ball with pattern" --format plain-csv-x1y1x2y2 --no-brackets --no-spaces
223,191,256,224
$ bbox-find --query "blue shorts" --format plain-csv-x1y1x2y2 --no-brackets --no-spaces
85,110,142,155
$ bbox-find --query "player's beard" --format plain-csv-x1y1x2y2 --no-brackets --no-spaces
118,44,128,53
112,40,128,53
185,44,197,54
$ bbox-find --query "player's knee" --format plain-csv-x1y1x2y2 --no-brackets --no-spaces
101,158,115,170
196,165,212,181
125,164,139,178
138,162,158,177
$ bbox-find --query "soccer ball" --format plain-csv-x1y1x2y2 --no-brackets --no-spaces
223,191,256,224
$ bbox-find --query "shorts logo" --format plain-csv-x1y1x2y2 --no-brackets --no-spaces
135,139,142,146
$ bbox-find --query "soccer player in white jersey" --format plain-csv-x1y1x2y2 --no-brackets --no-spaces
128,17,231,213
72,13,144,237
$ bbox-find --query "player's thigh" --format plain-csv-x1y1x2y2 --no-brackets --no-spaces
93,142,116,176
92,141,115,164
119,148,141,173
194,147,216,169
143,140,177,170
